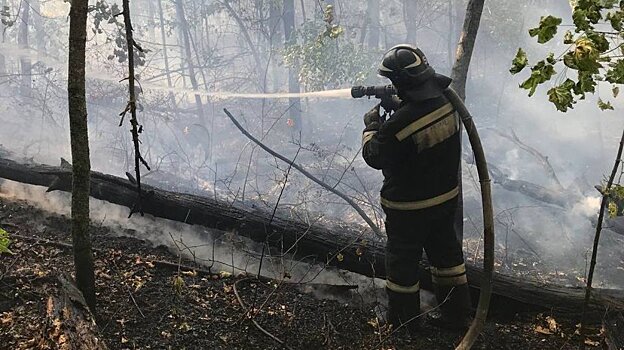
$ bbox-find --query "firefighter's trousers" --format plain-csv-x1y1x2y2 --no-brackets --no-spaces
383,196,467,294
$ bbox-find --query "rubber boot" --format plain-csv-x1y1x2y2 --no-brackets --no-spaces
428,283,472,331
385,287,421,333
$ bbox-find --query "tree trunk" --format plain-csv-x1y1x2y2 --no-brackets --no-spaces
450,0,485,245
403,0,418,44
447,0,455,71
18,0,31,97
31,0,44,51
67,0,96,312
37,274,107,349
1,156,623,316
146,0,157,42
283,0,302,131
222,0,266,91
156,0,176,106
450,0,485,100
0,0,6,75
174,0,205,125
366,0,380,49
269,1,282,92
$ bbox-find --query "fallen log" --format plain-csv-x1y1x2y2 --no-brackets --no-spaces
0,156,623,315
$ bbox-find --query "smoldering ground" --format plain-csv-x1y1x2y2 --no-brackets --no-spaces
0,180,410,306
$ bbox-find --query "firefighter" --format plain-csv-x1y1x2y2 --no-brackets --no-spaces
362,44,472,331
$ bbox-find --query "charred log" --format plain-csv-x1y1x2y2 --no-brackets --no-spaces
0,157,622,315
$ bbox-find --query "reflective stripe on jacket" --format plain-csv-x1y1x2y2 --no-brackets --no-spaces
362,95,461,208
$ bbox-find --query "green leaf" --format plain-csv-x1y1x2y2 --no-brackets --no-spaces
605,59,624,84
572,37,603,73
0,228,11,255
547,79,576,112
519,60,556,96
574,70,597,96
586,31,609,52
529,15,562,43
606,11,623,31
573,8,591,31
510,48,529,74
613,86,620,97
546,52,557,65
598,98,615,110
564,30,575,44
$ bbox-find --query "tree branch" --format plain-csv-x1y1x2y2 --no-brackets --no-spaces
223,108,382,237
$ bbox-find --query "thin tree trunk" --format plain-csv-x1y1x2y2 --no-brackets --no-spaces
447,0,454,71
403,0,418,44
156,0,176,106
31,0,44,51
221,0,265,91
366,0,380,49
67,0,95,312
0,0,6,74
269,1,282,92
283,0,302,131
18,0,31,97
146,0,157,42
450,0,485,100
580,128,624,347
299,0,306,22
174,0,205,125
449,0,484,266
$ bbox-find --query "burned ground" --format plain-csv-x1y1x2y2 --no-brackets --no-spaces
0,195,609,349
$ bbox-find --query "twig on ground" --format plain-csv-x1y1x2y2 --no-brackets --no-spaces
233,278,295,350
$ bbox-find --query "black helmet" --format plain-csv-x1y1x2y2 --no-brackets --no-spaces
378,44,435,88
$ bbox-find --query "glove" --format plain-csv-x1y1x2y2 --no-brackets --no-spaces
363,104,382,130
380,95,402,113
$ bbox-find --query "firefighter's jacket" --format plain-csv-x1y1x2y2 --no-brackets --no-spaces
362,94,461,210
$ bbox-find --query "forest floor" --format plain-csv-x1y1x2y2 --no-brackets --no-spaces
0,194,612,350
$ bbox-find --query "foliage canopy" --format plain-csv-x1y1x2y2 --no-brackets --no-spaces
282,5,376,90
511,0,624,112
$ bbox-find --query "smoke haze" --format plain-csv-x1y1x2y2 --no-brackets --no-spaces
0,0,623,291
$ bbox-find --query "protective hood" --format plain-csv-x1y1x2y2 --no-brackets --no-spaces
398,73,453,102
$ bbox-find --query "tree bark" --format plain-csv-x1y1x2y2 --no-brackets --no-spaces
68,0,96,312
18,0,31,97
221,0,265,90
450,0,485,100
282,0,302,131
37,274,107,350
31,0,44,52
402,0,418,44
0,0,6,75
0,156,623,316
268,1,282,92
174,0,205,125
156,0,176,106
449,0,484,251
366,0,380,49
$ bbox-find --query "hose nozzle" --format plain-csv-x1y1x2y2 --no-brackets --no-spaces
351,85,397,99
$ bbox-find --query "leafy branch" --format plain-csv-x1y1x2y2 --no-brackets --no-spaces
511,1,624,111
282,4,375,90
